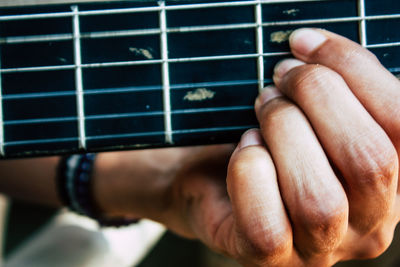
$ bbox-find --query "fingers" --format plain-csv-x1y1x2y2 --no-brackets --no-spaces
274,59,398,233
245,28,400,263
227,129,294,265
288,28,400,148
255,91,348,257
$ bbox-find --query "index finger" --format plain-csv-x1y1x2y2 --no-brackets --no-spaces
287,28,400,148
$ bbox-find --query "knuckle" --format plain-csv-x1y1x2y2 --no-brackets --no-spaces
358,230,394,259
260,100,300,131
241,227,292,264
288,65,342,103
301,197,348,253
333,43,379,69
364,49,381,64
350,134,398,189
343,134,398,233
229,149,267,178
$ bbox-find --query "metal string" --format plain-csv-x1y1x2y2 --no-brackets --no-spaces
4,125,257,147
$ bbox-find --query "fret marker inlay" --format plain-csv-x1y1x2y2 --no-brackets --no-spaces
72,5,87,150
159,1,173,144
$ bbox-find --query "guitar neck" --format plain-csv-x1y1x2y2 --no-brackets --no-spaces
0,0,399,158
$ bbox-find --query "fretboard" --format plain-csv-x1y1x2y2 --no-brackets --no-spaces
0,0,399,158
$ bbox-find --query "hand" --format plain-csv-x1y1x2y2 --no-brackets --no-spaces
160,29,400,267
92,28,400,266
225,29,399,266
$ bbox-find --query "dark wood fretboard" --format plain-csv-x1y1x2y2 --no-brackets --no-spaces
0,0,399,158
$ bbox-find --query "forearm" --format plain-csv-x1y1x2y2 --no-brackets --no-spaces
0,148,194,221
0,157,61,207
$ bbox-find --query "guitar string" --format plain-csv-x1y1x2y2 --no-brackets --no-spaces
4,125,257,147
0,0,338,21
0,52,291,73
1,80,260,100
4,105,255,126
3,13,400,45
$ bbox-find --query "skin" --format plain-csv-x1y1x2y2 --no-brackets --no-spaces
151,29,400,267
0,28,399,267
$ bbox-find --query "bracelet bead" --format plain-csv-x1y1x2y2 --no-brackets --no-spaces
57,153,138,227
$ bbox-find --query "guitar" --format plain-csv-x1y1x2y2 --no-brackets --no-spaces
0,0,399,158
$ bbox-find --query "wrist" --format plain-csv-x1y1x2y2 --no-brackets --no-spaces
57,154,137,226
91,149,192,222
92,152,137,219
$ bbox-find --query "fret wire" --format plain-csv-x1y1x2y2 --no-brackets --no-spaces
358,0,367,47
255,1,265,92
3,105,254,126
4,12,400,45
159,1,173,144
72,5,86,150
0,0,329,21
0,47,4,156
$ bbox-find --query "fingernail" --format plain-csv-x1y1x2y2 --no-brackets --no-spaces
289,28,327,55
273,58,305,85
238,129,263,149
255,86,283,111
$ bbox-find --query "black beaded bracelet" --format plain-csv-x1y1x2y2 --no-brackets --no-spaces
57,154,138,227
